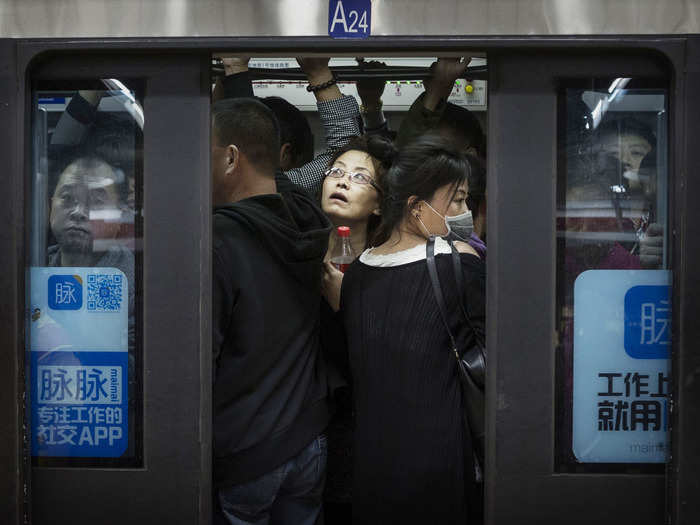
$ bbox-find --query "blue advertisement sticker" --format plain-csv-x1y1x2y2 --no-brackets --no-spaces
31,268,128,353
30,351,129,457
48,274,83,310
572,270,671,463
30,267,130,458
624,285,671,359
328,0,371,39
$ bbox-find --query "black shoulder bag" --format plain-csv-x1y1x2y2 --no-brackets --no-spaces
425,237,486,474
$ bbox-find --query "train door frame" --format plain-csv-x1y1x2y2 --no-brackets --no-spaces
1,43,213,524
0,35,698,524
488,46,675,524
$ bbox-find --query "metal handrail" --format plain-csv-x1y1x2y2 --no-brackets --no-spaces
211,63,487,81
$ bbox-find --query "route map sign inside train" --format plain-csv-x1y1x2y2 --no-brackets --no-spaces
29,267,129,457
573,270,671,463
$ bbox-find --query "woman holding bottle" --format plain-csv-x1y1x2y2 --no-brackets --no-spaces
320,134,396,307
319,134,396,525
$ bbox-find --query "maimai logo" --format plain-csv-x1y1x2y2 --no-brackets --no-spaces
48,274,83,310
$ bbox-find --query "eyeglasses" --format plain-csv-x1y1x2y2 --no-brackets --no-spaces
324,167,382,193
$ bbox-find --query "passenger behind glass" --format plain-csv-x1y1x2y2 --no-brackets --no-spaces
340,136,484,524
564,116,660,280
594,117,653,193
48,156,135,347
50,90,140,249
49,157,130,268
557,117,662,462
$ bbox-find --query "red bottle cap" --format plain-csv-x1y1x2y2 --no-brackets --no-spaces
337,226,351,238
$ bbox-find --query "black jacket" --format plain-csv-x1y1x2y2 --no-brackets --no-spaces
212,174,333,487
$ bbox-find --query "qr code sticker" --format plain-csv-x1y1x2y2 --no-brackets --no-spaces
87,274,123,312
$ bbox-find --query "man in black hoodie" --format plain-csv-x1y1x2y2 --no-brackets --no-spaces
211,98,333,525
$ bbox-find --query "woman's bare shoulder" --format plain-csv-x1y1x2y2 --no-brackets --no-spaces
453,240,479,258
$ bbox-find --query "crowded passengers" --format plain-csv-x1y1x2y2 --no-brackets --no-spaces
210,57,487,525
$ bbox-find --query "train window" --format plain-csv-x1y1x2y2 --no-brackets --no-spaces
555,78,670,472
27,81,144,467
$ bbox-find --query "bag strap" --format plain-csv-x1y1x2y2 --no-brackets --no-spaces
426,237,461,363
449,243,485,350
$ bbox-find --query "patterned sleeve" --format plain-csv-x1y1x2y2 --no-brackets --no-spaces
284,95,361,196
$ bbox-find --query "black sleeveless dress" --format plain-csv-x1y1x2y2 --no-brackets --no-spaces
340,252,485,525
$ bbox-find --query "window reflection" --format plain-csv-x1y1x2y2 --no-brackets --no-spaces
556,80,670,472
29,83,143,466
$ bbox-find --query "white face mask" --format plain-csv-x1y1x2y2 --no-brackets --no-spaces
418,201,473,241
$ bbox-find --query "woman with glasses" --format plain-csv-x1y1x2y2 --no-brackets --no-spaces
340,135,484,524
319,134,396,525
320,135,395,296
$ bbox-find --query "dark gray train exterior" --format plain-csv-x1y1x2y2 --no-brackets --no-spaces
1,1,699,524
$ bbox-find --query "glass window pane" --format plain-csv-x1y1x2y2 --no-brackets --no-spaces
555,78,670,473
28,82,143,467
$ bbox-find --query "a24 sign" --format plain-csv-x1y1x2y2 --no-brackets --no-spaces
328,0,371,39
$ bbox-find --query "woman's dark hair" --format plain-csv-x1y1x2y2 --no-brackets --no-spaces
596,116,656,148
372,134,471,246
328,134,397,181
327,134,397,247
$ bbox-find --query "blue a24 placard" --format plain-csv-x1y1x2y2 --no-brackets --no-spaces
328,0,371,39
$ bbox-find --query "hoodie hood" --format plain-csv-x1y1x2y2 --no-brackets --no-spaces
214,188,332,285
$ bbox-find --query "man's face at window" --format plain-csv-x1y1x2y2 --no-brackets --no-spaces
50,161,121,254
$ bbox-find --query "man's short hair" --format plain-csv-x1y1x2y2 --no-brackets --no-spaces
49,155,120,198
262,97,314,166
211,98,281,173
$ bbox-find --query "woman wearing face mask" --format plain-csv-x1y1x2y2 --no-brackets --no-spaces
318,134,396,525
339,135,485,524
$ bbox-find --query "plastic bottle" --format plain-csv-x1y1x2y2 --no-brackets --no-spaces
330,226,356,273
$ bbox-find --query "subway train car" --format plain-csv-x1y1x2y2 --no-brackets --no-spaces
1,1,699,523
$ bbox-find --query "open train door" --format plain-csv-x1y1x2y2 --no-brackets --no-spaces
486,42,700,524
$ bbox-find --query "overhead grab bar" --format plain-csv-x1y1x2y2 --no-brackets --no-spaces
212,62,487,81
